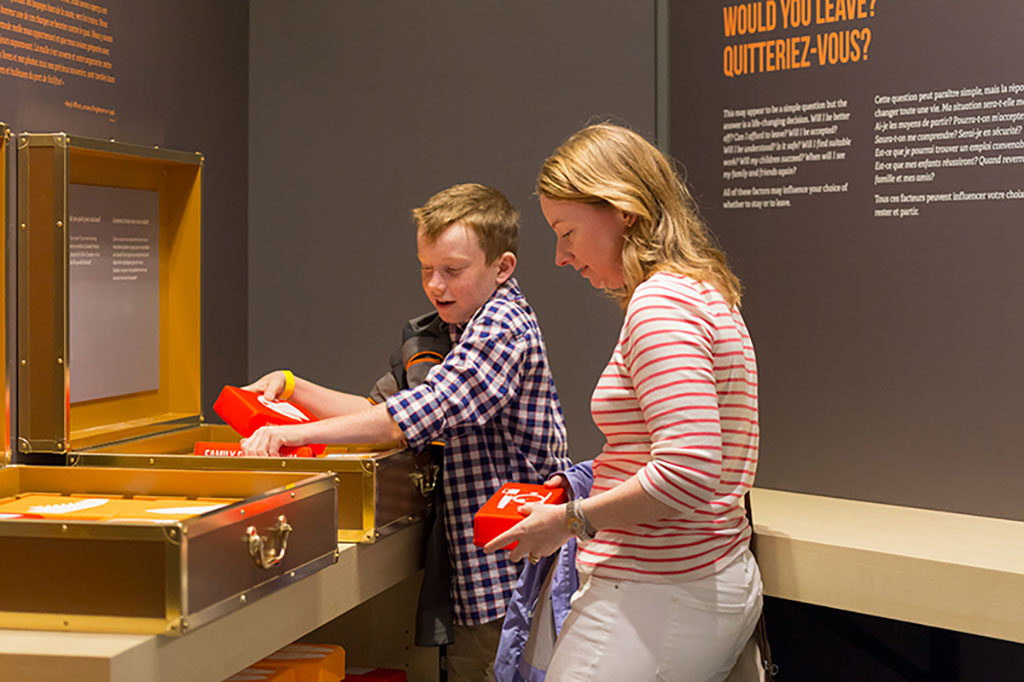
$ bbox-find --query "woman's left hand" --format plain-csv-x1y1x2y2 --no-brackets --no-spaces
483,501,573,563
240,425,300,457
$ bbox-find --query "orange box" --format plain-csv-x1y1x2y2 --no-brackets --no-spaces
224,666,297,682
473,482,566,550
345,668,405,681
213,386,326,455
251,644,345,682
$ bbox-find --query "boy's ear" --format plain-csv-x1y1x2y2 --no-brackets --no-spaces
495,251,517,284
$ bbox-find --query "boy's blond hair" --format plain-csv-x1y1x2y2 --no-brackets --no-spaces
412,183,519,263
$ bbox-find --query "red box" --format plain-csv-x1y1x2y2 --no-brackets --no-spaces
473,482,566,549
193,441,315,458
213,386,326,455
345,668,406,681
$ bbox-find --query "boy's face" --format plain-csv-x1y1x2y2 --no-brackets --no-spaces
417,222,515,324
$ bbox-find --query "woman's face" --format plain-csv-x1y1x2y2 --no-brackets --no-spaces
540,197,629,290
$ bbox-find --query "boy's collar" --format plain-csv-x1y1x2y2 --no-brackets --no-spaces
444,321,466,341
494,276,520,298
442,278,521,339
485,277,522,309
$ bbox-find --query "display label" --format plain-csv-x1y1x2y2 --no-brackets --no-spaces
69,184,159,403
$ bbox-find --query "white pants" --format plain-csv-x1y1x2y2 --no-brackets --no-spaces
545,550,763,682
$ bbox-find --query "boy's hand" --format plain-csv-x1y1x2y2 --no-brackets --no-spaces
545,474,569,492
242,370,288,401
240,424,300,457
482,502,572,564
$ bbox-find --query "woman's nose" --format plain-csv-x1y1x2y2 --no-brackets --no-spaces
554,243,572,267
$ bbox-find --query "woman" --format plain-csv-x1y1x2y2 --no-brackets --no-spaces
484,123,762,681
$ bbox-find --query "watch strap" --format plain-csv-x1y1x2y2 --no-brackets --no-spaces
566,498,597,542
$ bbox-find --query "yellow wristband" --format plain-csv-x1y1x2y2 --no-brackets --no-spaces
279,370,296,401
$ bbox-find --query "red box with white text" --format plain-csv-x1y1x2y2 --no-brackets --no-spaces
213,386,326,455
473,482,566,549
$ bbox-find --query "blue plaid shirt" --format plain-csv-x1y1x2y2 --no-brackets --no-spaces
385,278,570,625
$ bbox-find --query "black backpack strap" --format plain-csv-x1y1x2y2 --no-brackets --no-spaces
370,312,455,647
369,311,450,403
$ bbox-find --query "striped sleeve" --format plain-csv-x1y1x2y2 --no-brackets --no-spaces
620,282,723,516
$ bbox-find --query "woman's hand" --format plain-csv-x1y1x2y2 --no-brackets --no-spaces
240,425,301,457
241,371,288,401
483,501,573,563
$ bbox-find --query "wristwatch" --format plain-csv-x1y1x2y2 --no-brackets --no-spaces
565,498,597,542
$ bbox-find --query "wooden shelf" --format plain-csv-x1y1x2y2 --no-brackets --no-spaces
751,488,1024,643
5,488,1022,682
0,523,426,682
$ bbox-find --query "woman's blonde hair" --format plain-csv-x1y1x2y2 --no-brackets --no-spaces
537,123,741,308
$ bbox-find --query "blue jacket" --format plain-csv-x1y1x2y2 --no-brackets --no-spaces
494,461,594,682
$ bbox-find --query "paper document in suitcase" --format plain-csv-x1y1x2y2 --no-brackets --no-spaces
473,482,567,549
213,386,326,454
0,494,238,523
109,497,238,522
0,494,119,520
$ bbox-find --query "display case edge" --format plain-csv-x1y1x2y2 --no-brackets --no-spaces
1,122,9,466
15,133,204,456
66,134,203,166
16,132,69,455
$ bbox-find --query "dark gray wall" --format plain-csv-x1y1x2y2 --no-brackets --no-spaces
248,1,656,461
1,0,249,427
668,2,1024,521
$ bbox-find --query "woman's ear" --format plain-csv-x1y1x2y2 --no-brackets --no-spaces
620,211,637,228
496,252,517,284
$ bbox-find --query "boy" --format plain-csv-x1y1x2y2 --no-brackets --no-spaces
242,183,571,681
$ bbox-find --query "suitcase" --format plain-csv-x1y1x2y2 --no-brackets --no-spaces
14,133,434,546
3,134,342,636
0,463,338,635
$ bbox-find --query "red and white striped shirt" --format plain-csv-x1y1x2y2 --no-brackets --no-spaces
579,272,759,582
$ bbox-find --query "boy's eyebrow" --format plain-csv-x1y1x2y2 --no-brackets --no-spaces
418,255,473,265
